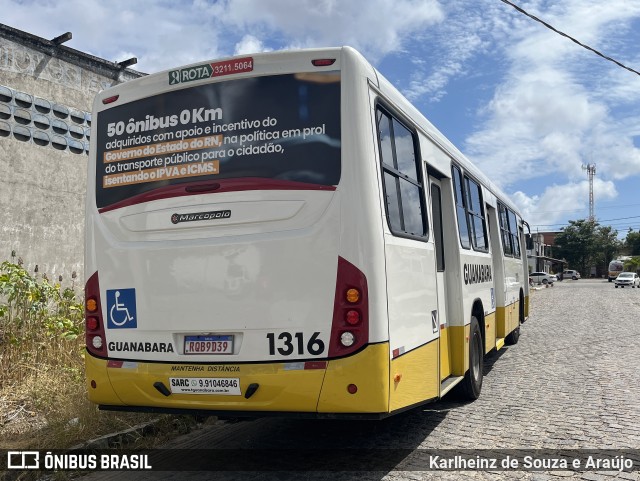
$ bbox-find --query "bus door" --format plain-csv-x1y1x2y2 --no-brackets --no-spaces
429,176,450,381
487,203,505,349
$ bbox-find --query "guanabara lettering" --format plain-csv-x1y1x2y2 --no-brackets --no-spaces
463,263,493,285
108,341,174,353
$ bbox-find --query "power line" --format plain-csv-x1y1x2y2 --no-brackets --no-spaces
531,215,640,228
498,0,640,77
534,202,640,215
595,215,640,222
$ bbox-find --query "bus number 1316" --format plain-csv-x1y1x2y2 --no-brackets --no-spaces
266,332,325,356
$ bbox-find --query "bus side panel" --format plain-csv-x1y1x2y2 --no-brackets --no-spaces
483,311,497,355
496,256,522,338
449,324,470,377
317,343,389,413
86,353,124,405
389,340,438,411
384,239,440,409
496,301,519,338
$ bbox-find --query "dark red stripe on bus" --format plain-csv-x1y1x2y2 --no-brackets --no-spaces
98,177,336,213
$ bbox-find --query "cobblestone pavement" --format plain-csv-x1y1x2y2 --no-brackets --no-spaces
84,279,640,481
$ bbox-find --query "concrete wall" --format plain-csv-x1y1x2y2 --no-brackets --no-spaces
0,26,142,281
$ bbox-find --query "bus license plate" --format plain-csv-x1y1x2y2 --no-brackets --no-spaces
170,377,241,395
184,335,233,354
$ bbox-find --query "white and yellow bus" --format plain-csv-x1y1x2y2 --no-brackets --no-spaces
85,47,529,419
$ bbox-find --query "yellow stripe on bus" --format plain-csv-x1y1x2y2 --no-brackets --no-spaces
497,300,520,339
484,311,497,354
318,343,390,413
87,344,391,414
389,340,438,412
450,324,470,376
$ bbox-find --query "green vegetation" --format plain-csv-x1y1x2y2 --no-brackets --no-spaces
552,222,640,275
0,255,171,449
553,220,621,276
0,257,83,377
620,230,640,272
623,256,640,272
625,230,640,256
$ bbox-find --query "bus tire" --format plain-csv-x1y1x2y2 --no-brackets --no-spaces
459,316,483,400
505,326,520,345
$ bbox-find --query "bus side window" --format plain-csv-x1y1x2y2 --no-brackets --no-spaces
498,202,513,256
508,209,521,257
451,165,471,249
377,107,427,239
497,203,520,257
464,176,488,252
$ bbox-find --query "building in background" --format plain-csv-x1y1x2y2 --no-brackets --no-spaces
527,232,565,276
0,23,143,280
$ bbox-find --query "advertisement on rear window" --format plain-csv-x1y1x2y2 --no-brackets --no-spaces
95,72,341,209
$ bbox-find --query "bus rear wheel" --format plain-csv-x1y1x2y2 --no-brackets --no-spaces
458,316,483,400
505,326,520,345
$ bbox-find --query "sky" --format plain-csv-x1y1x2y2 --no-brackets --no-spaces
3,0,640,236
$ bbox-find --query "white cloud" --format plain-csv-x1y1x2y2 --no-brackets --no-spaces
512,178,618,228
219,0,444,61
234,35,272,56
466,67,610,186
1,0,225,72
1,0,445,72
460,0,640,217
404,2,492,102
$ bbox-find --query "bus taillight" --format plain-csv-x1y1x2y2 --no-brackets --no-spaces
86,316,99,331
346,288,360,303
329,257,369,357
346,310,360,325
312,58,336,67
102,95,119,105
85,271,107,357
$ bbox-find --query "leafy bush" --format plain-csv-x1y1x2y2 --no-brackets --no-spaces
0,257,84,386
623,256,640,273
0,256,178,449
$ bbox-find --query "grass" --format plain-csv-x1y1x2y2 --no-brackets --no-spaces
0,256,192,450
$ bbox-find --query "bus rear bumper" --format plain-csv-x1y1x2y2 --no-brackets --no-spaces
85,343,390,415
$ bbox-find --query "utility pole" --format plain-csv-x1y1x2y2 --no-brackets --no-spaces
582,163,596,221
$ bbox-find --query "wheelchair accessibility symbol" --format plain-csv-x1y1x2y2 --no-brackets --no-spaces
106,288,137,329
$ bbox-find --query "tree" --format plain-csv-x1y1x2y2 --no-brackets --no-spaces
625,229,640,255
623,256,640,273
594,225,622,271
553,219,621,275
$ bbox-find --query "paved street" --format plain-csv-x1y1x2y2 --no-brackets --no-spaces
84,279,640,480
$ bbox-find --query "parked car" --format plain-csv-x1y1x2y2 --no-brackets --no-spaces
614,272,640,288
530,272,555,284
563,269,581,280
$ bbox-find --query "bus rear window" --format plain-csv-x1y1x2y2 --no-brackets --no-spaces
95,72,341,209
